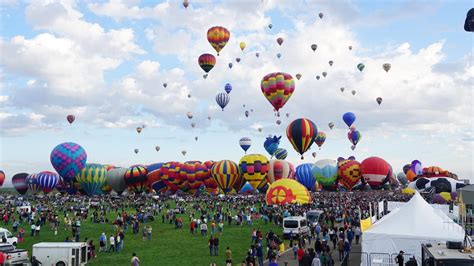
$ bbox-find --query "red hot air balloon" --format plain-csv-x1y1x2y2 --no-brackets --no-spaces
276,37,284,46
67,115,75,124
207,26,230,55
360,157,391,188
198,54,216,73
0,170,5,187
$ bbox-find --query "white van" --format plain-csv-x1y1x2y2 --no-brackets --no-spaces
306,210,324,227
33,242,89,266
283,216,310,238
0,228,18,246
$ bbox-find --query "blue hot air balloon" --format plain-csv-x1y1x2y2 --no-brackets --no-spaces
274,148,288,160
239,137,252,153
224,83,232,94
216,93,230,110
342,112,356,128
240,181,254,194
264,135,281,157
296,163,316,191
36,171,59,194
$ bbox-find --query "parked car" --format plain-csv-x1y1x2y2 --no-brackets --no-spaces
0,228,18,246
0,243,29,265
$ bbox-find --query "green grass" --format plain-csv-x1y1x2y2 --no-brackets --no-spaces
7,202,283,266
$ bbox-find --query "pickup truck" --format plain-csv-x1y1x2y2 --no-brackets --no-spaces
0,243,29,265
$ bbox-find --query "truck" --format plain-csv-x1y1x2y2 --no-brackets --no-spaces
32,242,89,266
0,243,29,265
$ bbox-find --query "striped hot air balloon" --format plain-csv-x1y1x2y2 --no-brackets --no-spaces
76,164,107,195
36,171,59,194
26,173,41,194
124,165,148,193
286,118,318,159
239,137,252,153
198,53,216,73
12,173,29,195
261,72,295,114
207,26,230,55
107,167,128,194
211,160,240,193
160,162,183,192
267,160,293,183
296,163,316,191
239,154,269,189
180,161,208,194
273,148,288,160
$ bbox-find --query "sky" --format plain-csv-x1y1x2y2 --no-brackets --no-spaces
0,0,473,187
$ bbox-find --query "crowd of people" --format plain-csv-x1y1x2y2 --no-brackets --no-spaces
0,190,416,265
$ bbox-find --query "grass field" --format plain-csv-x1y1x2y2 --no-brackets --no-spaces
4,201,284,266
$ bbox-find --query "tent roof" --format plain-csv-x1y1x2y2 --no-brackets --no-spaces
364,192,464,241
459,185,474,204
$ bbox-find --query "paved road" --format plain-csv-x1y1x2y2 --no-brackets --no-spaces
263,239,362,266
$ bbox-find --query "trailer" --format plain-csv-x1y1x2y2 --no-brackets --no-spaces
32,242,89,266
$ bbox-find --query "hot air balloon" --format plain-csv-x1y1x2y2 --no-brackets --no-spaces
286,118,318,159
311,44,317,51
383,63,391,72
340,87,345,93
277,53,281,59
13,173,29,195
239,154,269,189
357,63,365,72
245,110,249,117
50,142,87,182
351,90,356,95
67,115,75,124
239,137,252,153
319,13,324,19
216,92,230,110
348,45,352,50
465,8,474,32
155,146,160,152
273,148,288,160
328,122,334,130
207,115,211,120
256,53,259,58
124,165,148,193
276,37,284,46
268,24,273,29
134,149,139,154
107,167,127,194
338,159,361,190
296,163,316,191
258,127,263,132
76,164,107,195
315,132,326,149
163,83,167,88
37,171,59,194
347,129,361,147
181,161,209,194
295,73,302,80
376,97,382,105
136,127,142,134
266,179,311,205
211,160,240,193
181,150,187,156
236,57,241,63
160,162,182,192
198,54,216,73
312,152,317,158
322,72,327,78
329,60,333,66
267,160,293,183
186,112,193,119
342,112,356,128
224,83,232,94
0,170,4,187
239,42,246,51
316,76,320,80
188,94,191,98
276,120,281,125
228,63,233,69
183,0,189,8
191,123,196,128
195,136,198,141
239,182,254,194
360,157,391,188
264,135,281,157
26,173,40,193
207,26,230,55
286,113,290,118
260,72,295,114
312,159,338,188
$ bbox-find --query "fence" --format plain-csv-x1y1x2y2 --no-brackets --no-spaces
346,251,414,266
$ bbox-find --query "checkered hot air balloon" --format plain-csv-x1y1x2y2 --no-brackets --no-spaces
160,162,183,193
36,171,59,194
337,159,361,190
76,164,107,195
286,118,318,159
261,72,295,114
211,160,240,193
239,154,269,189
207,26,230,55
50,142,87,182
124,165,148,193
12,173,29,195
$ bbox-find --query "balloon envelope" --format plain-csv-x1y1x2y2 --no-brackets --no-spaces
36,171,59,194
286,118,318,159
107,167,128,194
267,160,293,183
207,26,230,54
311,159,338,188
260,72,295,113
76,164,107,195
211,160,240,193
296,163,316,191
266,179,311,205
12,173,29,195
239,154,269,189
50,142,87,182
360,157,391,188
124,165,148,193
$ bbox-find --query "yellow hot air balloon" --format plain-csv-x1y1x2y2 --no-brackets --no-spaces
402,187,416,195
239,154,269,189
239,42,246,51
439,192,452,201
266,179,311,205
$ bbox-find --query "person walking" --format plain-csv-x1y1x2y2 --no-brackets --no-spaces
337,239,344,261
146,225,152,241
131,253,140,266
354,226,361,245
108,235,115,252
256,242,263,266
394,251,404,266
99,233,106,252
297,245,305,266
225,247,232,266
214,237,219,256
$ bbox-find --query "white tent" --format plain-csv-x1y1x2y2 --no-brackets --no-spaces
362,192,464,265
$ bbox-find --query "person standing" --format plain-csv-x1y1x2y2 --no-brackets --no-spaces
208,236,215,256
337,239,344,261
214,237,219,256
354,226,361,245
297,245,305,266
225,247,232,266
146,225,152,241
131,253,140,266
99,233,106,252
394,251,404,266
256,242,263,266
108,235,115,252
30,223,36,237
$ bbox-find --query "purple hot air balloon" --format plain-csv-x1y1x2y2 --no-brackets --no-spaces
12,173,29,195
37,171,59,194
50,142,87,182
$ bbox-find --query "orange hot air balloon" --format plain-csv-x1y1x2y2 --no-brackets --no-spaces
207,26,230,55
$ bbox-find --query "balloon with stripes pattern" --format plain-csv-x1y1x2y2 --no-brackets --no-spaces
268,160,293,183
216,92,230,110
124,165,148,193
211,160,240,193
76,164,107,195
239,154,269,189
286,118,318,159
37,171,59,194
12,173,29,195
274,148,288,160
26,173,41,194
198,53,216,73
239,137,252,153
296,163,316,191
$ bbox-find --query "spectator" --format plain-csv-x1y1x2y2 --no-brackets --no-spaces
131,253,140,266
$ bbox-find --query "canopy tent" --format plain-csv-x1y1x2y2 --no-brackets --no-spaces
459,184,474,205
362,192,464,264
